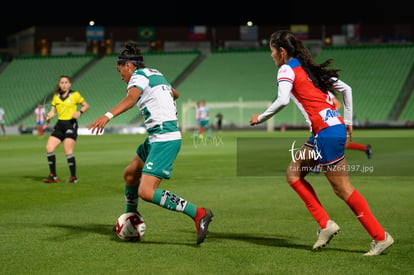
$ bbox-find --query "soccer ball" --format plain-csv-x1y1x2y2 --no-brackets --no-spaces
115,212,146,241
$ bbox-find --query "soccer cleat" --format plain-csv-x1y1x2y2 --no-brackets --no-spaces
194,208,213,245
366,144,373,159
313,220,340,250
43,174,59,183
67,176,78,183
364,232,394,256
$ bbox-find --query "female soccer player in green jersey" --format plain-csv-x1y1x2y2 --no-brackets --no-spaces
88,41,213,245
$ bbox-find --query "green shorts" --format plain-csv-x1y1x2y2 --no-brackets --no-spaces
199,120,209,127
137,137,181,179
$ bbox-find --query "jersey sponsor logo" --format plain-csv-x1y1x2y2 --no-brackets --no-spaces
320,108,340,121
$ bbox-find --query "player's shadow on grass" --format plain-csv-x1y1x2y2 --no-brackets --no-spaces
208,231,364,253
43,224,364,253
24,175,47,181
44,223,116,241
45,223,199,247
209,231,308,249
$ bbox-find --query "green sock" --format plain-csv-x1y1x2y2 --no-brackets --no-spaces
125,185,139,213
152,188,197,218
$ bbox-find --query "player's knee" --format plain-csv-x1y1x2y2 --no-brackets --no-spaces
46,144,54,152
286,165,299,184
286,173,299,185
124,170,139,184
137,186,153,202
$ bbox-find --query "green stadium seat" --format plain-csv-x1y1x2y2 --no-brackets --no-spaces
0,54,96,126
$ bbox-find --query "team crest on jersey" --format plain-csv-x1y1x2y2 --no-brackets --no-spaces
145,162,153,170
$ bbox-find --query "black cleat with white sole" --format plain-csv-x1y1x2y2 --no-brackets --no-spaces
195,208,213,245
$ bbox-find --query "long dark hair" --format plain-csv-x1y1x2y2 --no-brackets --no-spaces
53,75,71,95
270,30,340,93
117,40,145,68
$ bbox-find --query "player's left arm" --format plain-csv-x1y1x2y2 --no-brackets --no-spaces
333,79,353,126
346,124,353,142
73,100,90,119
172,88,179,100
80,100,90,113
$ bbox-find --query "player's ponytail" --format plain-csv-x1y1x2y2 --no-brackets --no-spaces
118,40,145,68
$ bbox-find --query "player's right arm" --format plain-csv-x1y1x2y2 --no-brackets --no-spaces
45,106,56,122
88,87,142,135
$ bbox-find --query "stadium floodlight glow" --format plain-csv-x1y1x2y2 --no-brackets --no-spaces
246,21,253,27
89,21,95,27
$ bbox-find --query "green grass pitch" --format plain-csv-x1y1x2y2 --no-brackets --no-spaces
0,129,413,274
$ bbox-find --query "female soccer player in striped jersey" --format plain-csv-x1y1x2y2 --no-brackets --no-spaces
249,30,393,256
88,41,213,245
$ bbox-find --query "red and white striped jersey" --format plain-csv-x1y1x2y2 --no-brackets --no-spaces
258,58,352,135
